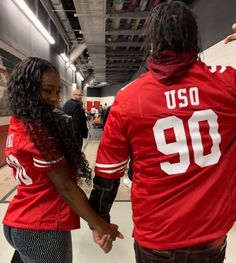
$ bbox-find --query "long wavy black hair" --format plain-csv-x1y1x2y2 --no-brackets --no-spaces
8,57,92,182
145,0,201,57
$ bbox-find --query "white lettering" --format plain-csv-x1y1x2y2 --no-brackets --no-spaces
178,89,188,108
6,134,14,148
6,154,33,185
164,90,176,109
165,87,200,109
153,109,221,175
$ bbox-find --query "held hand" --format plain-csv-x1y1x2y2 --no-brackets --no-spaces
224,23,236,44
93,231,113,253
92,223,124,253
108,223,124,241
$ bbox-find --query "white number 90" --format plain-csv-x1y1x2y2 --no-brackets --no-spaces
153,109,221,175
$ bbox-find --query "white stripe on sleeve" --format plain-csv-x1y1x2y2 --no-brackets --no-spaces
97,163,127,174
96,159,128,168
33,156,64,167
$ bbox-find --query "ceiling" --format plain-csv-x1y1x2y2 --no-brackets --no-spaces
42,0,196,87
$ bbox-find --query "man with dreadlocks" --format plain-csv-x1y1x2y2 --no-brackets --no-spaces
3,57,123,263
89,1,236,262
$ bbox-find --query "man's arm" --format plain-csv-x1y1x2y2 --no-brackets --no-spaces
89,95,130,224
89,176,120,223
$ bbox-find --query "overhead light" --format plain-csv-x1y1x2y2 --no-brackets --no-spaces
60,53,69,62
76,71,84,81
12,0,55,44
70,64,76,71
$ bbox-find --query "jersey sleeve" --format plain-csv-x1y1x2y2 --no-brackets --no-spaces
27,135,66,172
95,96,130,179
32,154,66,172
6,127,66,173
207,65,236,95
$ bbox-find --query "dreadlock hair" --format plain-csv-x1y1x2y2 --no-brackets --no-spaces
8,57,92,183
145,0,201,57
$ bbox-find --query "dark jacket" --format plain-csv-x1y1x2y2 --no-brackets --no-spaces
102,105,111,129
63,99,88,141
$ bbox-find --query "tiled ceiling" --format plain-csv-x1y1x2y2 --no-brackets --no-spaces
48,0,196,87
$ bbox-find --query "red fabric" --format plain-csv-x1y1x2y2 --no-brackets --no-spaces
96,60,236,249
147,50,197,85
3,117,80,231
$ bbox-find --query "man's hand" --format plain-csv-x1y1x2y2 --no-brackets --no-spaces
107,223,124,241
224,23,236,44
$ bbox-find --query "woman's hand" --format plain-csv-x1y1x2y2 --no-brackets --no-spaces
92,223,124,253
93,232,113,253
224,23,236,44
47,168,124,253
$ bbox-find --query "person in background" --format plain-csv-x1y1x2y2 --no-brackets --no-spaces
89,1,236,262
99,104,104,115
3,57,123,263
102,105,111,130
90,105,96,119
63,89,88,149
94,107,99,118
123,159,133,188
103,103,108,111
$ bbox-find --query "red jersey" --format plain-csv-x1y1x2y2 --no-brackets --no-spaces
95,61,236,249
3,117,80,231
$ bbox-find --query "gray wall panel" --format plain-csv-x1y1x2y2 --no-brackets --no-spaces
87,82,125,97
192,0,236,49
0,0,73,87
101,83,125,97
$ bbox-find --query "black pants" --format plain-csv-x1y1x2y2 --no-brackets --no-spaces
127,159,133,180
11,251,24,263
134,240,226,263
76,136,83,150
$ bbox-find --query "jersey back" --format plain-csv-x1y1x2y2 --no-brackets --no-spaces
95,61,236,249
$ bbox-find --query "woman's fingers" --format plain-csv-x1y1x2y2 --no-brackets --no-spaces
98,234,113,253
92,231,113,253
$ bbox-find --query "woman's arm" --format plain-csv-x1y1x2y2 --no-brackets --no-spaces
47,167,123,252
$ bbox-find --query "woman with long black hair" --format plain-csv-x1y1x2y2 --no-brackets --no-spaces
3,57,123,263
